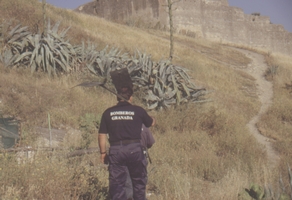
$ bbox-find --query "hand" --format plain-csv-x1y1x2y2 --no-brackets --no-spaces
151,117,156,126
104,154,109,165
100,153,107,164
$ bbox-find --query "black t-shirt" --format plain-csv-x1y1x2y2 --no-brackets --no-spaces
99,101,153,143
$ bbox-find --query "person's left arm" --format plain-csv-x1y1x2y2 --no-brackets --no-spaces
142,109,155,127
143,126,155,148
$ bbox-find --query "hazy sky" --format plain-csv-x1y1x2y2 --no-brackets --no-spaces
44,0,292,33
228,0,292,33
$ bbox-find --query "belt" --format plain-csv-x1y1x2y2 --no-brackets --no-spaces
110,139,140,146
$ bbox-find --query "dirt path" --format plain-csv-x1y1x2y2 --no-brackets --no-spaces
234,49,280,168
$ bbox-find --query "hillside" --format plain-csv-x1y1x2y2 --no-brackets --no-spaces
76,0,292,56
1,0,292,199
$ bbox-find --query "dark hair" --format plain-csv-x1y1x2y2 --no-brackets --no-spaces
117,87,133,101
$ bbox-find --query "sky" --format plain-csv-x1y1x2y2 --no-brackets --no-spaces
228,0,292,33
44,0,292,33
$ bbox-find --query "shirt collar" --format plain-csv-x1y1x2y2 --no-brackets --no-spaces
117,101,131,106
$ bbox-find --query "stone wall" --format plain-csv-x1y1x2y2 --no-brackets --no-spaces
76,0,292,56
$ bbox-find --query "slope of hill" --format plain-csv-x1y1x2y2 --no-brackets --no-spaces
1,0,292,199
76,0,292,56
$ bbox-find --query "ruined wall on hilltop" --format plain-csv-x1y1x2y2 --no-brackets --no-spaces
76,0,292,56
172,0,292,55
76,0,168,27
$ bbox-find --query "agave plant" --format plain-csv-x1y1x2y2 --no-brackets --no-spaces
241,164,292,200
128,51,153,87
0,49,17,67
24,20,75,75
122,51,206,110
74,41,98,71
0,23,30,52
0,22,31,67
82,45,129,77
80,47,207,110
0,21,207,110
0,20,76,75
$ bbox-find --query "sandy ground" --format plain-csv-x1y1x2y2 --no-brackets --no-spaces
234,49,280,168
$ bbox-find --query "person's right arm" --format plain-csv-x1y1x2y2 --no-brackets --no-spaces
98,112,108,164
98,133,107,164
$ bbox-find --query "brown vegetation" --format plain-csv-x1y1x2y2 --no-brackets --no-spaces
1,0,292,199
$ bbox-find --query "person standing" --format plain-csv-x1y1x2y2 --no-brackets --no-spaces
98,86,155,200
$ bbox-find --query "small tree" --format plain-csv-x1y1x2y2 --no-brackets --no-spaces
42,0,47,36
166,0,180,62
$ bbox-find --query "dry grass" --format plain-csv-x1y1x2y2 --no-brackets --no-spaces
0,0,292,199
0,151,109,199
257,54,292,159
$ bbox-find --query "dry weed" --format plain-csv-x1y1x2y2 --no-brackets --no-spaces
0,151,109,199
1,0,292,199
257,54,292,160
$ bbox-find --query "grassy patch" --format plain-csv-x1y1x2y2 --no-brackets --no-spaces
0,0,292,199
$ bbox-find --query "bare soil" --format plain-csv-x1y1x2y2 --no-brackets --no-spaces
233,49,280,168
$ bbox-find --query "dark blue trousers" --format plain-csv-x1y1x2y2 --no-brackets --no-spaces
108,143,147,200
